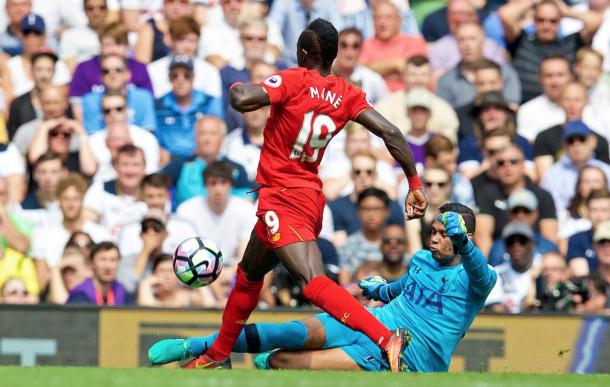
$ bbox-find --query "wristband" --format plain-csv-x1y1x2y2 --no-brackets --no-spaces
230,82,244,90
407,174,422,190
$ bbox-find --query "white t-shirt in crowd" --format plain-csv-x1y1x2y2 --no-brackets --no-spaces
83,180,150,238
484,261,533,313
176,195,257,266
348,65,389,104
33,0,88,49
89,124,160,183
220,128,262,181
58,25,101,64
0,143,25,177
147,55,222,98
13,200,62,230
6,55,72,99
31,220,112,268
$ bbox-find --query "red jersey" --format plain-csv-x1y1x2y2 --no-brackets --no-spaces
256,67,372,191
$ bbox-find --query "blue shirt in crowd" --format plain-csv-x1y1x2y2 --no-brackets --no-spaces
488,230,559,267
82,88,156,134
567,229,597,274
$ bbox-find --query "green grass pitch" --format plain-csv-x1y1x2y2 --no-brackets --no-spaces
2,367,610,387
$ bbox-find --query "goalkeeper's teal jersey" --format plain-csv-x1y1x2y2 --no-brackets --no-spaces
370,248,497,372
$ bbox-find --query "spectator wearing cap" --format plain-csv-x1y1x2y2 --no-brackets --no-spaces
541,121,610,215
458,91,533,180
1,14,71,110
498,0,602,103
374,56,459,145
154,56,224,159
489,189,559,267
82,145,149,238
485,221,537,313
592,221,610,303
69,22,153,118
147,16,221,99
0,0,32,58
436,23,519,111
567,188,610,277
475,143,557,257
82,54,156,134
7,47,58,139
404,88,433,172
67,241,131,305
117,208,170,295
533,81,610,179
58,0,109,73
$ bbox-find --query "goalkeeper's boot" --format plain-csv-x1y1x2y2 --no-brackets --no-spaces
253,351,276,370
381,328,413,373
148,339,193,366
181,354,232,370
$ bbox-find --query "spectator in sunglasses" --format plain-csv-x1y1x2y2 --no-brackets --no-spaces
475,143,557,257
488,189,559,267
406,166,452,255
379,224,409,283
0,277,31,304
541,120,610,216
1,14,71,111
66,231,94,259
82,53,156,134
154,56,223,160
485,221,537,313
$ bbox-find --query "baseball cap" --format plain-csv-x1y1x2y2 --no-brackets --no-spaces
507,189,538,211
593,220,610,242
501,221,534,240
472,91,509,116
21,14,45,34
169,55,194,71
141,208,168,228
562,120,593,140
32,47,58,64
405,88,433,110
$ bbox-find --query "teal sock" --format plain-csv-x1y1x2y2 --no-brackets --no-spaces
187,321,308,356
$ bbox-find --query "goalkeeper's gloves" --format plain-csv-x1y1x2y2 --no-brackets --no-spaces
437,211,474,254
358,276,392,303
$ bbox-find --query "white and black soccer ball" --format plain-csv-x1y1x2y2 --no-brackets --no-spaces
173,237,223,287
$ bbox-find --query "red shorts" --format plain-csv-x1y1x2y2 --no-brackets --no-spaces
254,187,326,250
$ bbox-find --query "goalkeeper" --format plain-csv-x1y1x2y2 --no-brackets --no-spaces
149,203,497,372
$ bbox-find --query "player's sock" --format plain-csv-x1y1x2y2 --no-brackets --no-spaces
187,321,308,356
205,266,263,361
303,275,393,349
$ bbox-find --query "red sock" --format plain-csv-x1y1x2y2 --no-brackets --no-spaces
206,266,263,360
303,276,393,349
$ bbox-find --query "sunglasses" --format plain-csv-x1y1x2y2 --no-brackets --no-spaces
566,135,587,145
3,288,28,296
242,36,267,43
496,158,521,167
424,181,449,189
50,131,71,139
71,240,93,249
339,41,361,49
382,236,406,244
506,235,530,246
102,66,125,75
85,5,107,11
142,223,164,233
353,169,374,176
169,71,193,80
511,207,532,215
102,105,126,115
596,239,610,245
535,17,559,24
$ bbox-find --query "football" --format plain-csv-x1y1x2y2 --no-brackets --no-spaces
173,237,223,287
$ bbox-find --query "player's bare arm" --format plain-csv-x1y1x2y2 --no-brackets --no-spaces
355,109,428,220
229,84,271,113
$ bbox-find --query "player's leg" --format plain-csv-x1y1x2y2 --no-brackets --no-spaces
185,231,279,368
267,348,363,371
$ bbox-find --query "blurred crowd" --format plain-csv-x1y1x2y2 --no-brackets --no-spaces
0,0,609,315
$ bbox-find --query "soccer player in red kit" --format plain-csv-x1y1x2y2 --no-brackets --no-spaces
182,18,427,372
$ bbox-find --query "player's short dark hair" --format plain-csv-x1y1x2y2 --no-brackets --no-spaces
141,173,172,190
424,135,454,159
338,28,362,41
203,161,234,186
34,151,66,171
152,254,173,272
438,203,476,234
90,241,119,262
587,188,610,206
539,55,570,73
117,144,144,162
300,18,339,68
474,58,501,73
406,55,428,67
357,187,389,208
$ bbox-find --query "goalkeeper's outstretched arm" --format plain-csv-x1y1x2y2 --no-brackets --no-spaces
458,239,497,298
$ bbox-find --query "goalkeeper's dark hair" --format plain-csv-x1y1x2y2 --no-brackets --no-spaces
438,203,476,234
300,18,338,68
358,187,389,208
